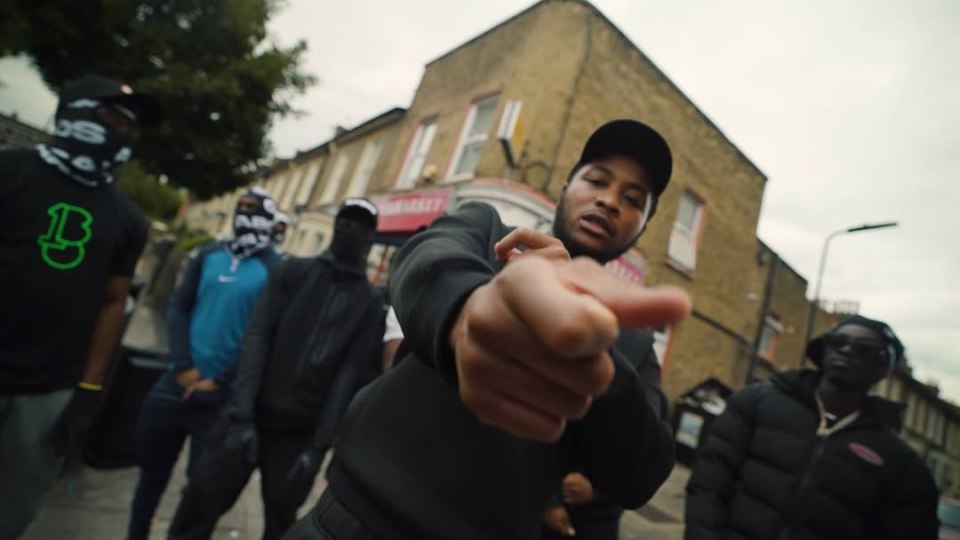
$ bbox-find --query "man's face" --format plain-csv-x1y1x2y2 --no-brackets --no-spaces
820,324,889,391
236,195,262,214
554,154,653,263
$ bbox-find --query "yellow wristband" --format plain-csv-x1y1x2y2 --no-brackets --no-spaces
77,381,103,392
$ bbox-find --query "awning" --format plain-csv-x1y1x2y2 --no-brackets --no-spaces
370,188,454,234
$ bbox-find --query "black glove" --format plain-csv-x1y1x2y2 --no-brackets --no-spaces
285,446,324,499
223,420,259,465
49,386,102,474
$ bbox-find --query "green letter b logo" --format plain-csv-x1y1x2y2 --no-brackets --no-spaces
37,202,93,270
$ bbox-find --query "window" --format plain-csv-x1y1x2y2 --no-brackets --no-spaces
397,119,437,189
280,170,303,210
294,162,322,207
652,326,672,367
318,153,350,204
757,315,783,363
906,393,918,431
667,190,705,270
346,140,383,198
448,96,498,180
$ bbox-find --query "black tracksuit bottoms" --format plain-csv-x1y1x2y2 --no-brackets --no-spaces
167,427,318,540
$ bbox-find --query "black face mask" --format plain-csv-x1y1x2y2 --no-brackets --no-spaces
37,98,135,188
329,223,374,266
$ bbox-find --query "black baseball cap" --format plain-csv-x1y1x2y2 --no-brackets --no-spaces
59,75,164,126
337,198,379,229
574,120,673,195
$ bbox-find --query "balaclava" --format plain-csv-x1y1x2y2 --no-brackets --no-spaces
330,198,379,267
229,188,277,259
37,98,136,187
37,76,162,188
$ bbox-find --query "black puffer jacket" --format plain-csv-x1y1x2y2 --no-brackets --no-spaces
685,369,939,540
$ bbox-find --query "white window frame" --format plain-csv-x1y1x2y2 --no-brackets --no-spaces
667,190,705,271
652,325,672,367
318,153,351,204
294,162,322,207
447,96,498,181
280,169,303,211
396,119,437,189
346,139,383,198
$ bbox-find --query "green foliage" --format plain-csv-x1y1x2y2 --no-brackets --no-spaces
2,0,315,199
174,227,214,252
115,160,183,220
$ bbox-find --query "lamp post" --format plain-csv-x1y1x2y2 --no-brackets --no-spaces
801,221,898,363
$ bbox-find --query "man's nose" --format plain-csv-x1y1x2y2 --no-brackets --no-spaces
595,190,620,213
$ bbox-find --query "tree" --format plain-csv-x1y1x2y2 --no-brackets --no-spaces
1,0,315,199
115,160,184,220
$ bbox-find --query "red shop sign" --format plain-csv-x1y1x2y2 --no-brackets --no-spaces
370,188,454,233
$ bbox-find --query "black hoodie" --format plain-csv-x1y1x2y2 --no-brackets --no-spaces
225,251,384,444
324,202,675,540
685,369,939,540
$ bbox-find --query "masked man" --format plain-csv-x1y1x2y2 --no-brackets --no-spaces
0,75,163,539
127,189,280,540
168,198,387,540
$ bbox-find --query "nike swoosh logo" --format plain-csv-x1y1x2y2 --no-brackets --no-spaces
218,275,238,283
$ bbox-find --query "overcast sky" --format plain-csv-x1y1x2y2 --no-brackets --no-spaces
2,0,958,401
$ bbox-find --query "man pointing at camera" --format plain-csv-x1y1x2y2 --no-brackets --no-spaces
286,119,691,540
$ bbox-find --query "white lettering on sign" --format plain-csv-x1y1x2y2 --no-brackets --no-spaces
380,197,446,216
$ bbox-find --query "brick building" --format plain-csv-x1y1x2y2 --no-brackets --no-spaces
0,112,48,150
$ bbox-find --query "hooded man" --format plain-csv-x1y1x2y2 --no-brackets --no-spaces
285,119,691,539
127,189,280,540
168,198,386,540
685,315,940,539
0,75,162,539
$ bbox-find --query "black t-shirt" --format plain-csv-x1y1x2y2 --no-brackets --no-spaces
0,150,148,393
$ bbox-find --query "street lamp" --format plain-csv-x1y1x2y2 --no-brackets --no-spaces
801,221,898,363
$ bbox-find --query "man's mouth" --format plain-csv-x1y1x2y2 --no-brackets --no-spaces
578,213,614,238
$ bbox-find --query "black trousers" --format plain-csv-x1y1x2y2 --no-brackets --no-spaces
128,386,222,540
282,490,376,540
168,427,319,540
541,505,622,540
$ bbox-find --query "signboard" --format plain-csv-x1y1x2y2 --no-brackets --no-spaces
370,188,453,233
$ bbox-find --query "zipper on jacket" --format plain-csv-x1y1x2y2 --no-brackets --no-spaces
775,437,826,539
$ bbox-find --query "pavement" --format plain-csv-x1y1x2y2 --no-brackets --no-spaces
21,303,687,539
